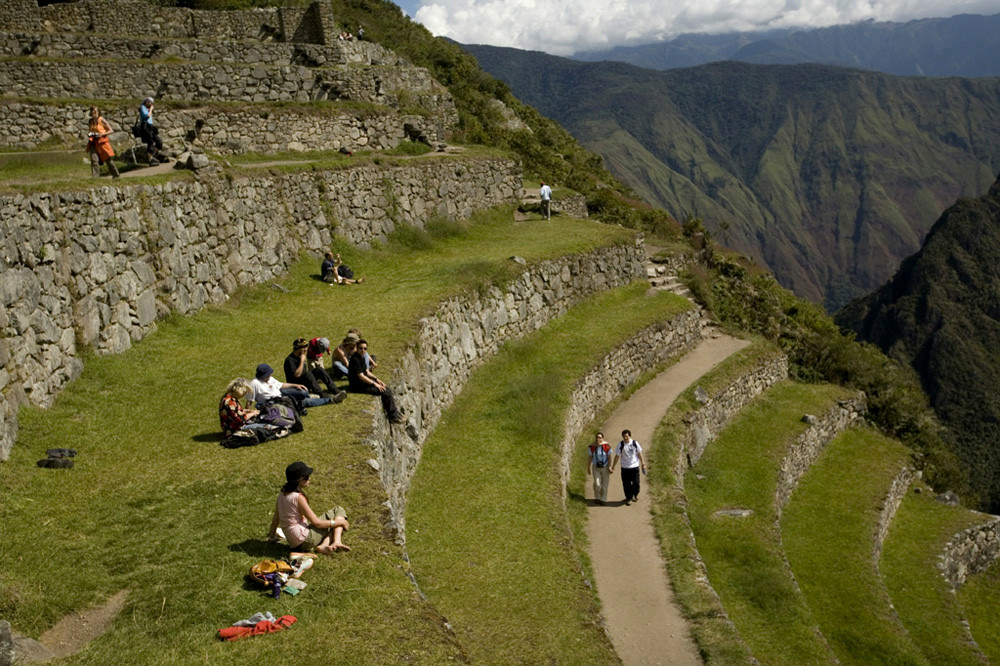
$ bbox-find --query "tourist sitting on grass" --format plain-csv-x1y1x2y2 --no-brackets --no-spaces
322,252,364,285
284,338,347,401
330,333,359,379
349,338,403,422
219,378,284,438
306,337,341,392
251,363,334,412
86,106,120,179
268,461,351,555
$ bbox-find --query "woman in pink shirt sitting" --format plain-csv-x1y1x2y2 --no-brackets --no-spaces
267,461,350,554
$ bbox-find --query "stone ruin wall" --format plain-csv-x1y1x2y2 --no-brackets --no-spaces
0,156,522,461
0,100,443,154
774,394,867,515
558,308,703,497
363,240,648,541
874,466,916,562
681,354,790,469
940,517,1000,588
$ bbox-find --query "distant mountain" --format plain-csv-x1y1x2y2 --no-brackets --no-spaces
462,45,1000,309
837,175,1000,510
574,14,1000,78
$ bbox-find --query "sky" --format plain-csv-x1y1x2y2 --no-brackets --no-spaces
394,0,1000,56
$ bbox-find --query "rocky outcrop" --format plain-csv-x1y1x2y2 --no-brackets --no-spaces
363,240,647,542
0,157,521,461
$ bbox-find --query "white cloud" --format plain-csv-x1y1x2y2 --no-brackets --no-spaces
414,0,1000,55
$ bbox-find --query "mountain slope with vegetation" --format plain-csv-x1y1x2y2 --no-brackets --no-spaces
575,13,1000,77
838,175,1000,511
462,44,1000,309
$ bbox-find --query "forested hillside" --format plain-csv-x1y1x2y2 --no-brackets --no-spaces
463,44,1000,309
838,175,1000,511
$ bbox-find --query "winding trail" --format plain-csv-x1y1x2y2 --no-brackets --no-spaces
586,333,749,666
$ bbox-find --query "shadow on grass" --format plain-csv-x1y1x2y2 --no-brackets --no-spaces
192,432,224,443
229,538,289,560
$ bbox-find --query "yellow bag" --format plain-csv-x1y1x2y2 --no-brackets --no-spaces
250,559,294,585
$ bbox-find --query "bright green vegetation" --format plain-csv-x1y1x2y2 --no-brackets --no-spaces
646,339,782,666
0,210,631,664
958,559,1000,663
782,428,927,666
686,381,852,665
406,283,692,664
881,481,988,666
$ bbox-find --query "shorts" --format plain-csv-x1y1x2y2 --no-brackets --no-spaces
289,506,347,551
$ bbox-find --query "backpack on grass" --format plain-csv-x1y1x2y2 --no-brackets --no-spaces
259,402,303,433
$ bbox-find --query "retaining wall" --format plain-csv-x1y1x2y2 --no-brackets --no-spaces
774,395,867,514
0,59,450,110
940,517,1000,588
363,240,648,541
0,100,450,154
874,466,916,562
0,156,521,461
681,354,789,469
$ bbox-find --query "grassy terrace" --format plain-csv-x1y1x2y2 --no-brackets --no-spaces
0,209,633,665
406,283,692,664
959,559,1000,662
782,428,927,666
645,339,781,666
686,381,852,666
881,480,988,666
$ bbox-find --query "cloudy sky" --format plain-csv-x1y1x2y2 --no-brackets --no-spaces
396,0,1000,56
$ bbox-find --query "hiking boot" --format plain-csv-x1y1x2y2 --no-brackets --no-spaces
148,159,160,167
331,390,347,404
389,411,406,424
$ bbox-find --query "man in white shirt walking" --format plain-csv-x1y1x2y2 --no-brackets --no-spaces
539,182,552,219
610,429,646,505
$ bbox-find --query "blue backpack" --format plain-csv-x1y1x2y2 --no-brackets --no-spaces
593,445,609,468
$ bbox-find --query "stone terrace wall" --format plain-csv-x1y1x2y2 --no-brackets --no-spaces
558,309,702,495
874,466,916,562
682,354,789,469
0,59,450,109
361,240,647,541
34,0,322,44
0,156,521,461
0,101,447,154
940,517,1000,588
0,32,406,69
0,0,39,34
774,394,868,514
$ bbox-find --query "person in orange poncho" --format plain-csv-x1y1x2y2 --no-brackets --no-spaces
87,106,120,179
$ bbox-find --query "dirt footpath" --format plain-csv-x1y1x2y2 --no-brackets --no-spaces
586,334,748,666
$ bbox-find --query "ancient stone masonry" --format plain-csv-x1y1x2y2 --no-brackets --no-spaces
940,517,1000,588
361,240,647,542
0,156,521,461
558,308,703,496
682,354,789,469
875,466,916,562
0,0,39,35
0,101,443,154
774,394,868,515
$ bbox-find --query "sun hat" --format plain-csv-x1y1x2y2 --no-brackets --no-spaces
255,363,273,379
285,461,314,483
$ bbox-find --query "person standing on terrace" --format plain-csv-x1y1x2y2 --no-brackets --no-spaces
539,182,552,219
136,97,165,166
87,106,119,179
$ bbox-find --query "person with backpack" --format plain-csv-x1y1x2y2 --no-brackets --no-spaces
267,461,351,555
587,431,612,504
610,429,646,505
135,97,165,166
219,378,285,439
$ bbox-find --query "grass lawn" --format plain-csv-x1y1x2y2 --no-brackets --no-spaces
686,380,852,666
781,428,928,666
645,339,781,666
958,558,1000,663
406,282,692,664
881,481,988,666
0,209,633,665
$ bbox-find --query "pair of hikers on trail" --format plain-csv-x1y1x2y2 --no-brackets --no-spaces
587,430,647,505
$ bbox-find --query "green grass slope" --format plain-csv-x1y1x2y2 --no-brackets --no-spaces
686,380,851,665
0,210,632,664
406,283,691,664
881,481,989,666
782,428,927,666
958,560,1000,663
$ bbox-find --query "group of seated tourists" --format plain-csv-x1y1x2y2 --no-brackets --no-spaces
219,329,404,443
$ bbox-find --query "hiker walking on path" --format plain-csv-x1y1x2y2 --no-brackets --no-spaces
86,106,119,179
610,429,645,505
136,97,165,165
587,432,612,504
539,182,552,219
